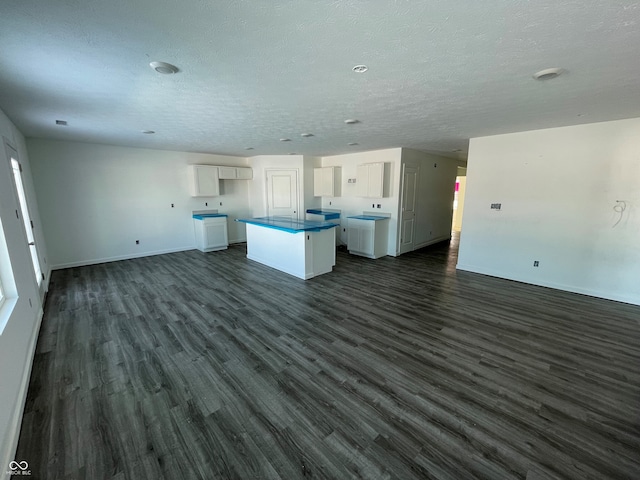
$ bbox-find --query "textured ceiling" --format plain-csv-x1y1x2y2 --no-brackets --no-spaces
1,1,640,160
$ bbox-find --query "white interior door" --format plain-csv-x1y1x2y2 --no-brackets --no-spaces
266,169,299,218
399,164,418,254
6,143,43,286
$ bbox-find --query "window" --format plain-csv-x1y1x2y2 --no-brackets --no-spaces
0,212,18,335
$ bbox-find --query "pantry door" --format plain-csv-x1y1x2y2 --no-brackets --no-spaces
266,169,299,219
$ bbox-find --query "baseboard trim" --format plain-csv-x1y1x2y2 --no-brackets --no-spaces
456,263,640,306
51,246,197,270
3,307,44,479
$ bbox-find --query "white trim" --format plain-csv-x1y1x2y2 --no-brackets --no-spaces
51,246,197,270
2,307,43,479
456,263,640,307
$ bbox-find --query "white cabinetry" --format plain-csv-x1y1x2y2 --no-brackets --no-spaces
219,166,253,180
313,166,341,197
188,165,220,197
347,217,389,259
356,162,390,198
194,215,228,252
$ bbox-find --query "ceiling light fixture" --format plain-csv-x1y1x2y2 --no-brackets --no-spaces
141,130,155,134
300,133,314,138
149,61,179,75
533,67,563,81
348,142,359,146
280,138,291,142
352,65,368,73
344,119,359,125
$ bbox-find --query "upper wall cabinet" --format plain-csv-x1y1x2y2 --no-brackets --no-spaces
314,166,341,197
219,166,253,180
188,165,220,197
356,162,390,198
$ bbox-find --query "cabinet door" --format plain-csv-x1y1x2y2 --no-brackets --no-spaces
218,166,237,179
191,165,220,196
360,227,374,254
367,163,384,198
236,167,253,179
347,224,361,251
204,221,228,249
356,164,369,197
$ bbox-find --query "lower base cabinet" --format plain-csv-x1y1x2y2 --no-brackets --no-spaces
194,215,229,252
347,217,389,259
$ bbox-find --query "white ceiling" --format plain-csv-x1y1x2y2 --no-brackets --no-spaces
1,1,640,160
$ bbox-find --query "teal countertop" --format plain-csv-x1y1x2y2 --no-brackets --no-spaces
193,213,228,220
347,215,389,221
236,216,339,233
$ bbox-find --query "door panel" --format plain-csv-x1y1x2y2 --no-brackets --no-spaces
399,165,418,254
266,169,299,218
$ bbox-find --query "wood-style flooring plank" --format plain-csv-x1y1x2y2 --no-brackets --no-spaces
14,235,640,479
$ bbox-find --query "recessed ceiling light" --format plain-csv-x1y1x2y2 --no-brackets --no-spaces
55,120,67,126
280,138,291,142
245,147,254,150
149,61,179,74
344,119,360,124
141,130,155,134
348,142,359,146
300,133,314,138
533,67,563,81
352,65,368,73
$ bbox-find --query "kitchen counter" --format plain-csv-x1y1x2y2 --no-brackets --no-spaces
235,217,338,279
236,216,337,233
347,215,389,221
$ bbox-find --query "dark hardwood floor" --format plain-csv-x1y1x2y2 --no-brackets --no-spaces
15,235,640,479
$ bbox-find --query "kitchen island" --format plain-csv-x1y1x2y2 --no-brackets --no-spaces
236,216,338,279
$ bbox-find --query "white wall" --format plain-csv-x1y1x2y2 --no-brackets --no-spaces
0,108,48,475
458,117,640,306
27,139,251,269
400,149,457,248
320,148,402,254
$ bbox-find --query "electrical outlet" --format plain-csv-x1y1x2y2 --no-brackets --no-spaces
205,202,208,206
377,204,381,208
533,260,539,267
220,202,222,206
171,203,174,208
372,203,375,208
135,240,140,245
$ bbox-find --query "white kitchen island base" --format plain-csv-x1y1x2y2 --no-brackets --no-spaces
241,220,337,280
